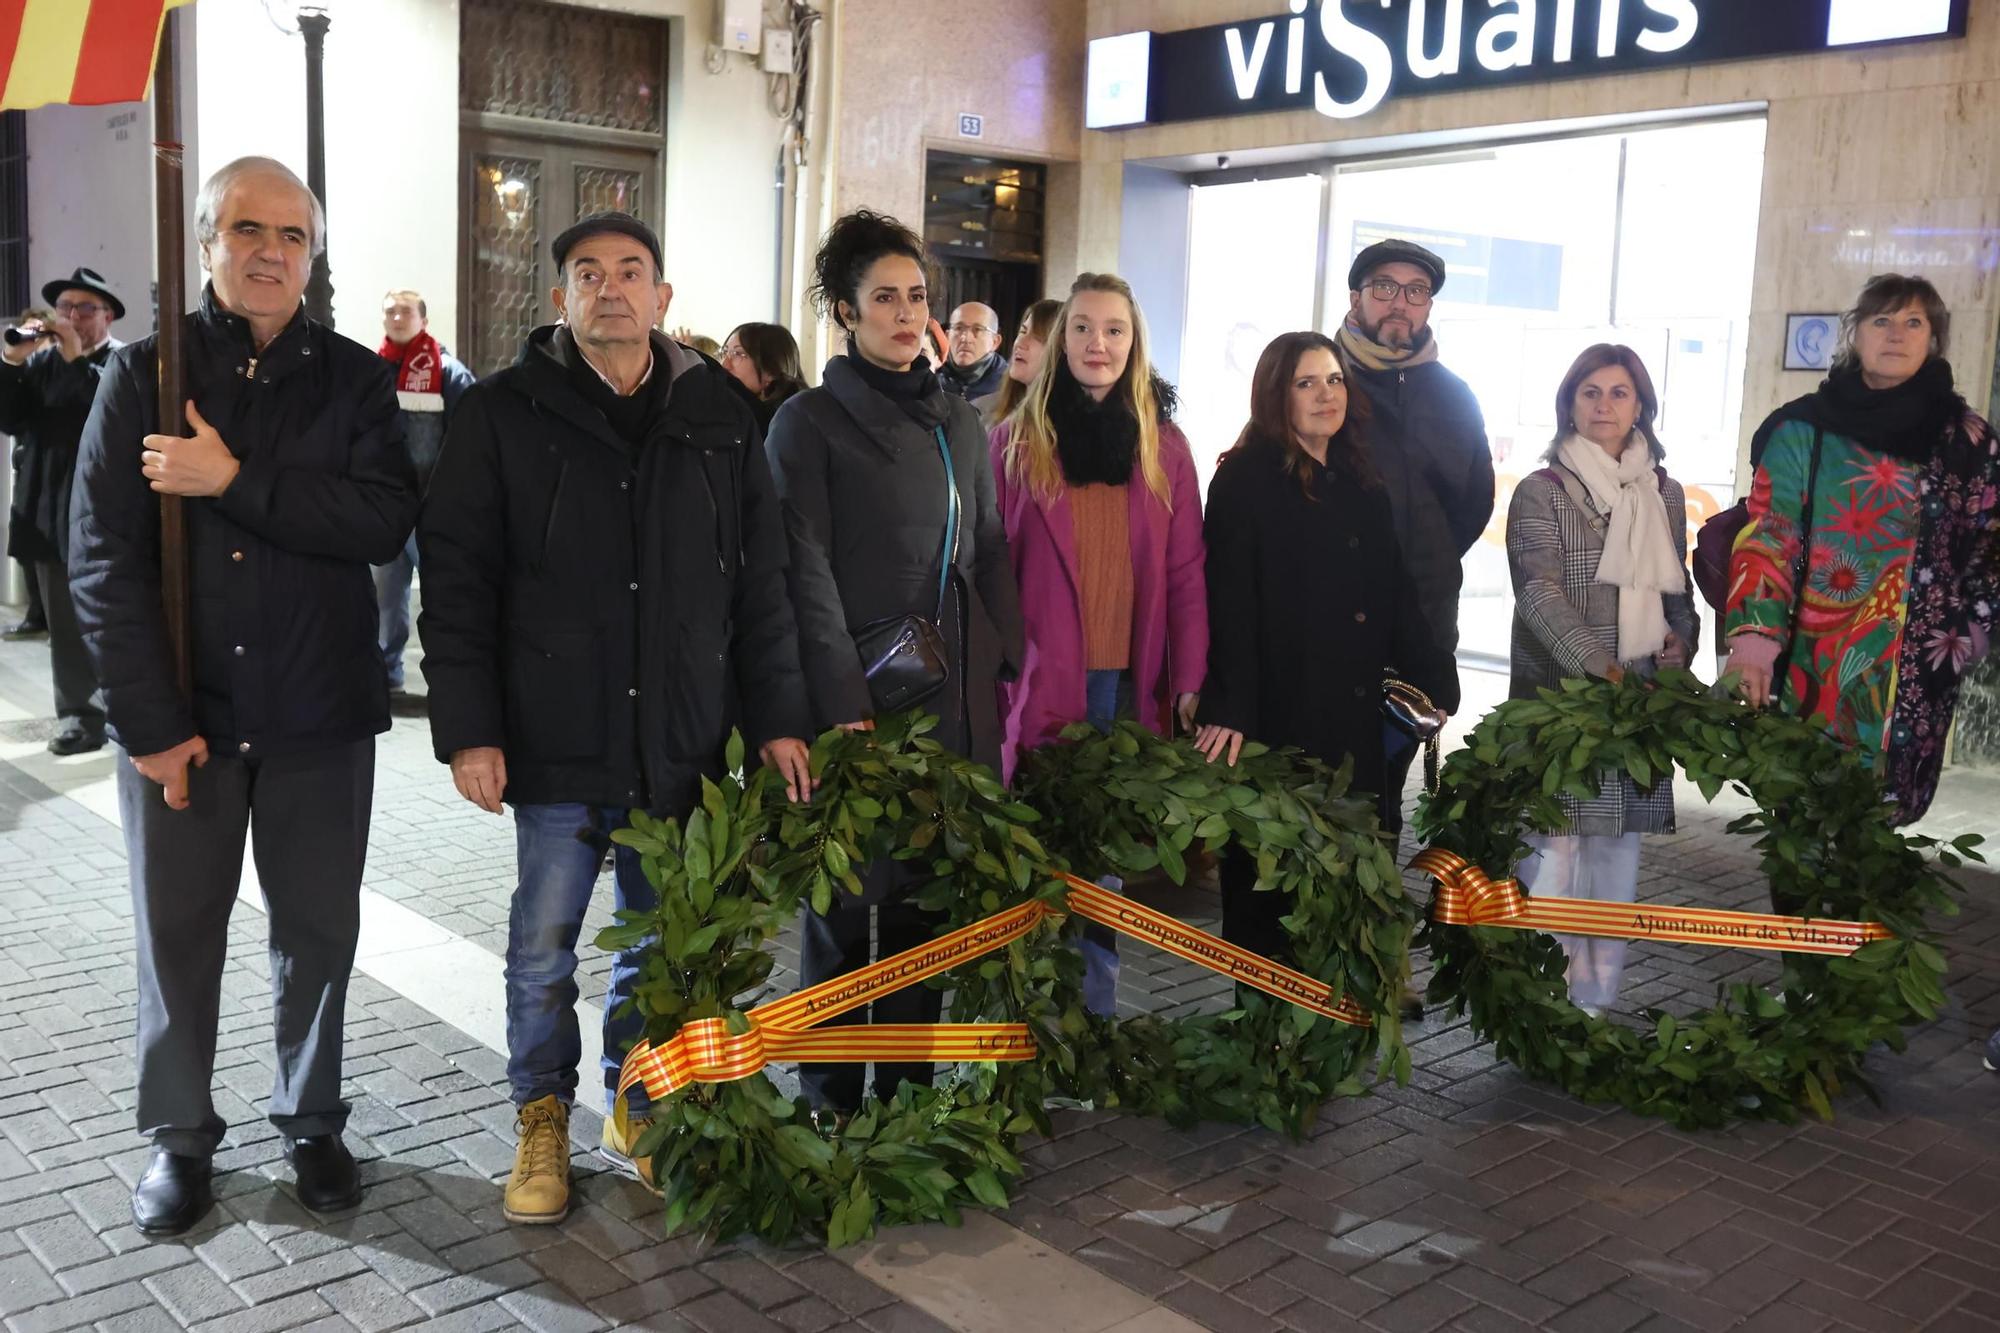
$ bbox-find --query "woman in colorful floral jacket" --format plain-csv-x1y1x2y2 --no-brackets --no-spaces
1724,273,1999,826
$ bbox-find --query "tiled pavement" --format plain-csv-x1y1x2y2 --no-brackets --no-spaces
1,628,1998,1333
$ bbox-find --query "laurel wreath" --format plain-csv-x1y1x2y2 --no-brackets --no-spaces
1412,671,1981,1130
595,714,1411,1245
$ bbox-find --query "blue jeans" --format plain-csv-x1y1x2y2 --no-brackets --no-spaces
1079,670,1132,1016
371,532,418,690
507,803,658,1112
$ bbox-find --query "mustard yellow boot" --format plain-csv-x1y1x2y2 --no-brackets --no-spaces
599,1098,663,1197
503,1095,571,1224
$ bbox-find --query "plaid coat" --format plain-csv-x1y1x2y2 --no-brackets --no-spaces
1506,460,1701,836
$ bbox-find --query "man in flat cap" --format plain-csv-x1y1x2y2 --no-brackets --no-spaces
418,210,813,1224
69,156,418,1235
0,266,127,754
1335,238,1493,835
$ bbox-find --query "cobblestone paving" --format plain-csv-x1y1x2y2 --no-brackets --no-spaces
1,632,1997,1332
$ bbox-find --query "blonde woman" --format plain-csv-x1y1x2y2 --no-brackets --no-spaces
988,273,1209,1014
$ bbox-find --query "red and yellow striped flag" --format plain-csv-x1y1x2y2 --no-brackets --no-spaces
1,0,193,112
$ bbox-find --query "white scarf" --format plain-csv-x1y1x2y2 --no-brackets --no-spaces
1556,434,1681,662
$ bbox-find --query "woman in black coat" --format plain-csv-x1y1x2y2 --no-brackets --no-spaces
764,210,1024,1114
1193,332,1458,962
720,321,806,436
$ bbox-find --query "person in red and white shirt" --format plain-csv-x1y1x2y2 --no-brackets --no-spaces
376,289,473,712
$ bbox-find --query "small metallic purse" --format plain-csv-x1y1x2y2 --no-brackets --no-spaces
1381,677,1445,794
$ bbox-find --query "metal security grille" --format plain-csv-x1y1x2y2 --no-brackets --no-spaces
574,164,642,218
458,0,667,375
466,155,544,380
461,0,665,134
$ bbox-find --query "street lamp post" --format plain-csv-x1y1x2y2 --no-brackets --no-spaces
299,6,333,324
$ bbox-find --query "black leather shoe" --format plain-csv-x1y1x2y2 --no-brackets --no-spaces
1,619,47,640
131,1148,213,1236
283,1135,361,1213
47,723,105,756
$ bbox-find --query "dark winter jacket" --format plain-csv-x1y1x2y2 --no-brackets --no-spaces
1344,358,1494,654
389,348,476,493
765,355,1024,771
0,340,118,563
418,326,810,816
69,286,417,758
940,352,1008,404
1195,438,1459,804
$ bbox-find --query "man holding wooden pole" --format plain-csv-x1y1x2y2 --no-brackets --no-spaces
68,156,418,1236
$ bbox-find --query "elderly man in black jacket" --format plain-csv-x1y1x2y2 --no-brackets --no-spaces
0,266,126,754
1333,238,1494,832
419,211,812,1226
69,157,418,1236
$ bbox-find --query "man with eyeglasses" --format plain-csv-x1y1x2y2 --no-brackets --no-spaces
939,301,1008,402
0,267,126,754
1335,239,1493,836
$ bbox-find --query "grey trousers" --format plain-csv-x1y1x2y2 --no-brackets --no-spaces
119,738,374,1157
33,559,104,733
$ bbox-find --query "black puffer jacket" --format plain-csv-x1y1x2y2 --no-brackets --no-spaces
69,286,417,757
1345,358,1494,654
765,356,1023,771
418,327,810,816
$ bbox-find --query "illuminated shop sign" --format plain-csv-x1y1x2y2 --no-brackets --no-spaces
1085,0,1968,129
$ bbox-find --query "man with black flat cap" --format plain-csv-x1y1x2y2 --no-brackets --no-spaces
419,210,813,1224
0,266,127,753
1335,238,1493,835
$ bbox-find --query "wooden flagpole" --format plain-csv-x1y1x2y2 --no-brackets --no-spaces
151,4,190,697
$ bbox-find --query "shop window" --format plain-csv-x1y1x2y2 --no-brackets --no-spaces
924,151,1045,352
1320,118,1768,666
1178,174,1325,483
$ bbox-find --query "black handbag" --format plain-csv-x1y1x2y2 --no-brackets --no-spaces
854,426,960,713
1382,677,1446,795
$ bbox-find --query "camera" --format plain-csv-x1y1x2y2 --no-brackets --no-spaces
3,326,53,347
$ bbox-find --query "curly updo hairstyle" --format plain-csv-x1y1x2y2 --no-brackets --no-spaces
808,208,929,332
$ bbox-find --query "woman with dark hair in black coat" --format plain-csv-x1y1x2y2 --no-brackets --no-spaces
764,209,1025,1114
720,321,807,435
1193,331,1458,962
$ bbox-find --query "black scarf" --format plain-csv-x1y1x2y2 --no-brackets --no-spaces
940,350,1003,391
557,328,664,446
1047,369,1138,487
1754,357,1964,467
844,348,942,423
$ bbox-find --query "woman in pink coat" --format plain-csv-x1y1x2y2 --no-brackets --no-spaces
989,272,1209,1014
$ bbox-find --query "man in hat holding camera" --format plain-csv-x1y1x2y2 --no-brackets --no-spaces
1335,238,1493,834
0,266,126,754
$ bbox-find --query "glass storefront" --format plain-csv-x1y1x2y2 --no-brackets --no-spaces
1174,115,1768,664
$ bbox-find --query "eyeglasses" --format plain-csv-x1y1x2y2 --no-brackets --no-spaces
719,344,747,361
54,300,107,317
947,323,995,336
1362,279,1434,306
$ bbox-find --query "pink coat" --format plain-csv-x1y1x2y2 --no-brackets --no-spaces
989,418,1209,780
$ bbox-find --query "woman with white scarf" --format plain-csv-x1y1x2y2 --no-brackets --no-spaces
1505,344,1700,1016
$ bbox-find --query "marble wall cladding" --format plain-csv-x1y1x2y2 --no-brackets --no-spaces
1075,3,2000,472
833,0,1085,241
1959,658,2000,767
